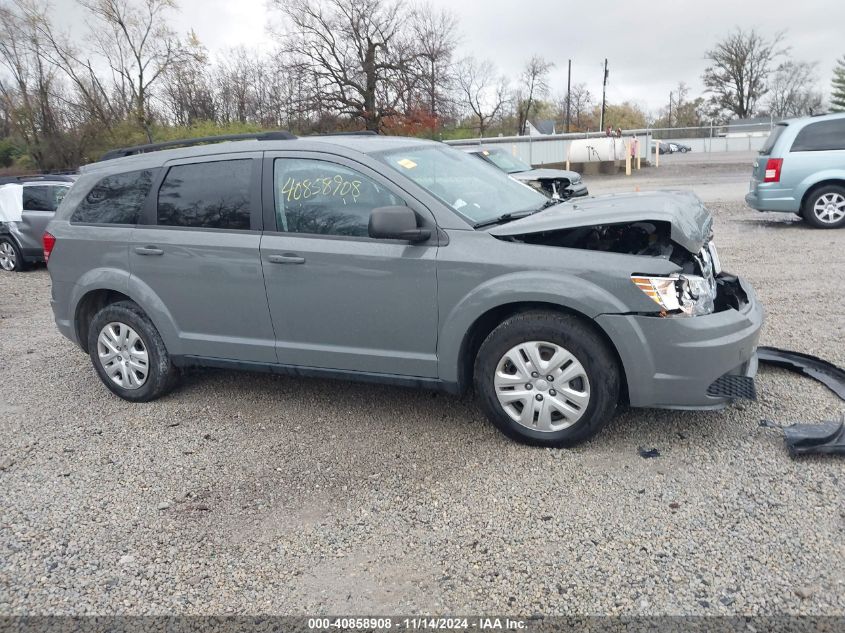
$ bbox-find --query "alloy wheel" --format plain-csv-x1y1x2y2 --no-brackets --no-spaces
0,241,16,271
493,340,591,432
97,322,149,390
813,192,845,224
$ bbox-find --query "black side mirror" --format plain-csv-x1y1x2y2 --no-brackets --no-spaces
368,206,431,243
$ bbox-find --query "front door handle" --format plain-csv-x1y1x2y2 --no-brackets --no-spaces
268,254,305,265
134,246,164,256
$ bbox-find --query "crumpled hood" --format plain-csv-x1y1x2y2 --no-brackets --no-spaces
512,168,580,182
488,190,713,253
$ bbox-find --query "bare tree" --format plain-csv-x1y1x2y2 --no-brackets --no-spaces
274,0,417,131
410,2,458,123
455,56,508,137
515,55,553,135
557,82,594,131
663,81,689,127
766,60,823,118
673,81,689,110
160,31,215,125
79,0,185,140
212,47,260,124
0,2,76,168
13,0,125,135
702,28,785,118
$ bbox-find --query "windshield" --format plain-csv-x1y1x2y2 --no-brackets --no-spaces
759,123,787,155
375,145,548,226
478,148,532,174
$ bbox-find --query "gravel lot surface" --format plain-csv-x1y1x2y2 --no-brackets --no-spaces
1,158,843,616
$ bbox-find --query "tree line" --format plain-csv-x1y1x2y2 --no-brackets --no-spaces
0,0,840,172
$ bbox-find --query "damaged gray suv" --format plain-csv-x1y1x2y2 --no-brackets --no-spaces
46,132,764,447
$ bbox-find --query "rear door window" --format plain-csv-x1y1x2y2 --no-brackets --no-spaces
157,159,253,230
70,169,157,224
759,123,787,155
790,120,845,152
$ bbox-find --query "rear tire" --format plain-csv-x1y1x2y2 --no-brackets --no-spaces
803,185,845,229
0,237,27,272
87,300,179,402
473,311,619,448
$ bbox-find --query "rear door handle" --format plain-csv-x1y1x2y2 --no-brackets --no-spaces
268,254,305,265
134,246,164,256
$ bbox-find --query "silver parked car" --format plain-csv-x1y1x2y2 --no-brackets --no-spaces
0,176,74,271
463,146,588,199
745,112,845,228
45,132,763,447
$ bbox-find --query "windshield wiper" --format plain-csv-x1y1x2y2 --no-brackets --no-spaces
473,198,561,229
473,211,533,229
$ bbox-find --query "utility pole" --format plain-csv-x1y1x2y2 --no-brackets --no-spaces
565,59,571,133
599,58,608,132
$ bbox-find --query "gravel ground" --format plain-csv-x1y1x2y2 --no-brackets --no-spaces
1,161,843,616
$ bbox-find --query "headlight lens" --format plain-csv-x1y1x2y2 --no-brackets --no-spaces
631,273,716,317
706,240,721,275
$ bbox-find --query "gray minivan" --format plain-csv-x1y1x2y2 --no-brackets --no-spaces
45,132,763,447
745,112,845,228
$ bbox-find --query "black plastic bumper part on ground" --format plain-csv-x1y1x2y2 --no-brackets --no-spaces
761,418,845,456
757,346,845,401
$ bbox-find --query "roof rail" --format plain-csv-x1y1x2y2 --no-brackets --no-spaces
317,130,379,136
0,174,77,185
99,131,297,161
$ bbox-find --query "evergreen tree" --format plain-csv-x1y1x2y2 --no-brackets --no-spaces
832,56,845,112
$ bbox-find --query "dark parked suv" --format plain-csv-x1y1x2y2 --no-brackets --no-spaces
46,132,763,447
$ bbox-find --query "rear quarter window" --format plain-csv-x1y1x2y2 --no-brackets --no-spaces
70,169,158,225
790,120,845,152
759,123,787,155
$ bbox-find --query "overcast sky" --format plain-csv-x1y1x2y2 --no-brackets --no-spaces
62,0,845,115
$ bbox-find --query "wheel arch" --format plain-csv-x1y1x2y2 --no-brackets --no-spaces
455,301,629,404
72,275,180,355
799,178,845,212
74,289,134,353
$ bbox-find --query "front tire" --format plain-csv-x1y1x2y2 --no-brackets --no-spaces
803,185,845,229
473,311,619,447
0,237,27,272
87,300,179,402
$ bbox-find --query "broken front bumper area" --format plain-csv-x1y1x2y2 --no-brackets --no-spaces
596,275,764,410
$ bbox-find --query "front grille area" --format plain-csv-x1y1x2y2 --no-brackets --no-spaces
707,374,757,400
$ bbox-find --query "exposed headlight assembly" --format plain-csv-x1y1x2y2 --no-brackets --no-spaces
631,273,716,317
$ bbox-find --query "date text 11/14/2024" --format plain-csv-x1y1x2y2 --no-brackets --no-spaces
307,617,528,630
